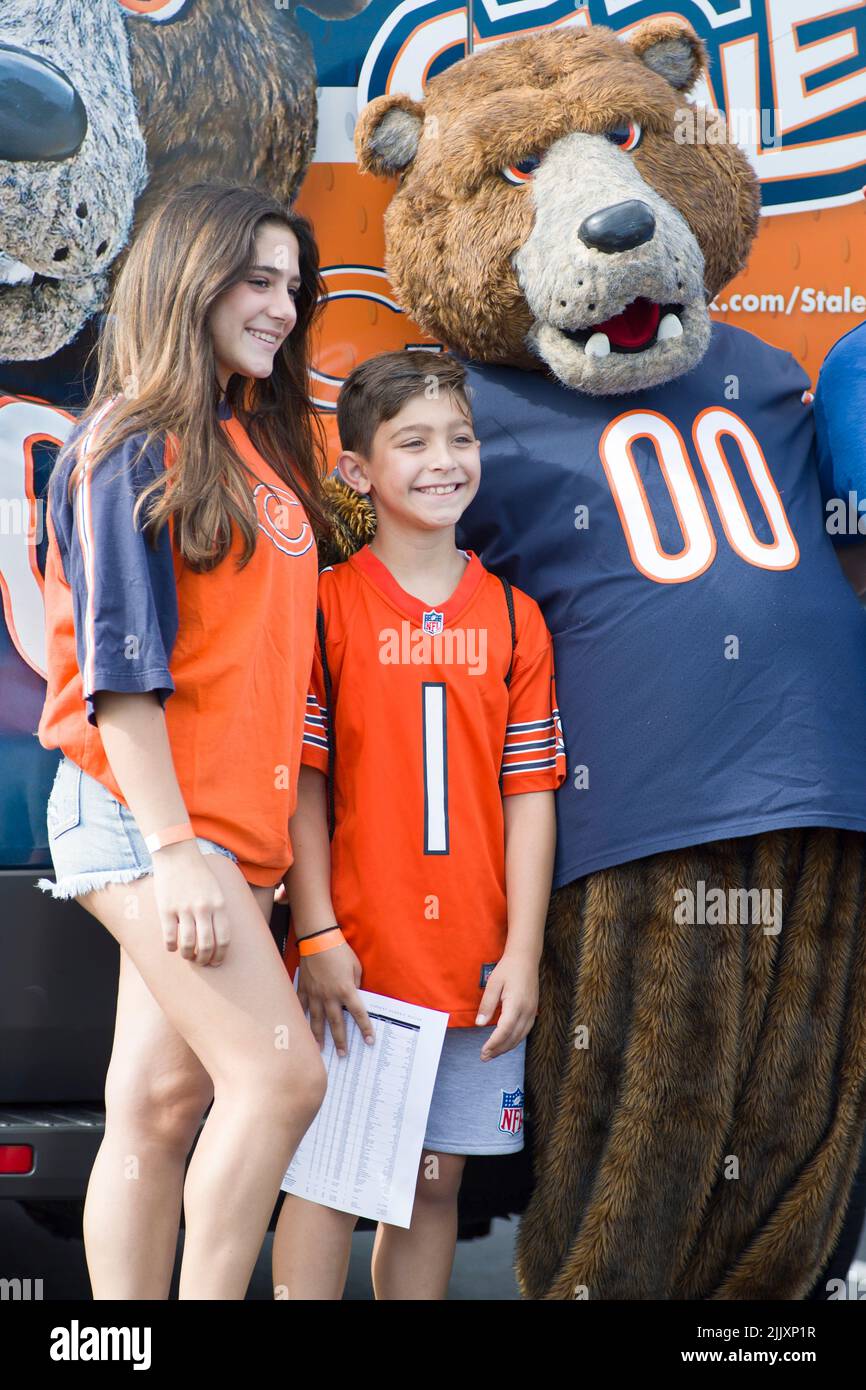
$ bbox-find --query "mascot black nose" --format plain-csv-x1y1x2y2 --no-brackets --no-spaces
578,200,656,254
0,45,88,162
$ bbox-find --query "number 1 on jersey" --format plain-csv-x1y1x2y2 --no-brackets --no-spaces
422,682,449,854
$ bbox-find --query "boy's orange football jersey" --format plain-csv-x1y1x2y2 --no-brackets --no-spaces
298,543,566,1024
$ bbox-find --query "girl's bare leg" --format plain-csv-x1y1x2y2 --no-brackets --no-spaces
371,1151,466,1300
271,1194,358,1299
78,858,326,1300
83,946,214,1299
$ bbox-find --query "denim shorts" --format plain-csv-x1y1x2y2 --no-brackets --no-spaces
36,754,237,901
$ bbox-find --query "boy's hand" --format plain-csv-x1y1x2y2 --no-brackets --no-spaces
298,940,375,1058
476,953,539,1060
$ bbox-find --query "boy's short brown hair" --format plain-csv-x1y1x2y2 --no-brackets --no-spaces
336,350,473,460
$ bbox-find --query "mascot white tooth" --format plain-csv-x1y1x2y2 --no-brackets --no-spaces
329,17,866,1299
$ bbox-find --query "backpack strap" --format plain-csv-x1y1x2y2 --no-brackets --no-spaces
498,574,516,688
315,605,336,841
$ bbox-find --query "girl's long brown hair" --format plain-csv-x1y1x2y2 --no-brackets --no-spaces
60,182,332,569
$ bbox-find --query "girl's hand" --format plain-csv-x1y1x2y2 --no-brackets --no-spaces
151,841,230,967
476,953,539,1060
298,940,374,1057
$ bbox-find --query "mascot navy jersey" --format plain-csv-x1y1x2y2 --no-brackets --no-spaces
456,322,866,890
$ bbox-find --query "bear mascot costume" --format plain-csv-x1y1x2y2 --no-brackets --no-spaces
325,18,866,1299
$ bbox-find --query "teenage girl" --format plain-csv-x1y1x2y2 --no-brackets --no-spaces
36,182,330,1299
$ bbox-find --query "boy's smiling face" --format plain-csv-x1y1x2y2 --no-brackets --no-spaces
338,388,481,533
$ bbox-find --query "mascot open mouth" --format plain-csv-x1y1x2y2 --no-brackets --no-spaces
529,294,709,395
561,297,683,357
0,250,59,294
0,251,42,289
0,244,109,360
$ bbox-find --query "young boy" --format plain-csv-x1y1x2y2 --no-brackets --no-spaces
272,349,566,1300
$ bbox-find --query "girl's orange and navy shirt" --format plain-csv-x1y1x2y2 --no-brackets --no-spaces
294,545,567,1025
37,396,319,887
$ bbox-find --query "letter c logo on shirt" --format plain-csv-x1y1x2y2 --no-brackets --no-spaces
253,483,314,558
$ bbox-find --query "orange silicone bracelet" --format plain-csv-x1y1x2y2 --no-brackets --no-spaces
298,927,345,957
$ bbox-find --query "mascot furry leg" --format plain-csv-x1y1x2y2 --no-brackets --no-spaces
518,831,866,1300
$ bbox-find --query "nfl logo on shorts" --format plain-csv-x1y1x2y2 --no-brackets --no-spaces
422,609,444,636
499,1087,524,1135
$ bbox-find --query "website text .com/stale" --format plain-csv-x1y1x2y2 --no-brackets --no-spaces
710,287,866,316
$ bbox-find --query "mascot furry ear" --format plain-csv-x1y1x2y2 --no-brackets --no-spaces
355,93,425,179
625,15,705,89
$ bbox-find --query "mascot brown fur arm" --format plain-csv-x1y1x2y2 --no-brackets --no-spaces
350,17,866,1299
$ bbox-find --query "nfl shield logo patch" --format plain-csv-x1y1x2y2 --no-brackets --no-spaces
498,1087,524,1135
422,609,444,636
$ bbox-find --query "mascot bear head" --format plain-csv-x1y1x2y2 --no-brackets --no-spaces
0,0,369,362
355,18,760,396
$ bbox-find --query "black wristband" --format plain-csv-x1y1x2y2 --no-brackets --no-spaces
297,924,342,943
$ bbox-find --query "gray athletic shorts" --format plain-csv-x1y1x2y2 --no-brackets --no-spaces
422,1025,526,1156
